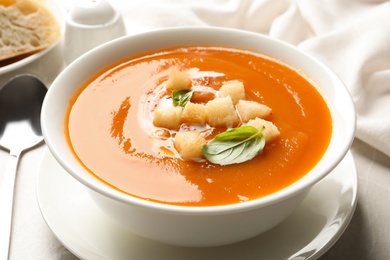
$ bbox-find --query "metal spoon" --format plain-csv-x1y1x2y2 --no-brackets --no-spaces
0,75,47,260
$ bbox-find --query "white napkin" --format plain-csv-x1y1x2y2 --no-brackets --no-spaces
109,0,390,158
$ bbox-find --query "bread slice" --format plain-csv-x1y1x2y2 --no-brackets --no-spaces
0,0,60,61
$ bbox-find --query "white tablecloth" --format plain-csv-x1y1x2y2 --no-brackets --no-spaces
1,0,390,259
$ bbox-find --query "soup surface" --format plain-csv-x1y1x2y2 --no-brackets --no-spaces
67,46,332,206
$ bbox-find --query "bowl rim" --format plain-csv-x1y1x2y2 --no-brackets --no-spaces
42,26,356,215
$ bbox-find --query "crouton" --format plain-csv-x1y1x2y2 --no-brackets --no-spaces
236,100,272,123
174,131,207,160
219,81,246,105
205,96,239,127
165,70,192,90
246,118,280,143
181,102,207,124
153,106,182,129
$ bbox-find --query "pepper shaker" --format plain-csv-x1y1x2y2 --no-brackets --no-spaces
64,0,126,65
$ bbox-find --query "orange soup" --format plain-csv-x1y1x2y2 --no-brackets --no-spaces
66,46,332,206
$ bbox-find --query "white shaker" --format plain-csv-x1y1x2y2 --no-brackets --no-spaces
64,0,126,65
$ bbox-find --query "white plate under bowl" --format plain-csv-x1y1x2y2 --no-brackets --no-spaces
36,149,357,260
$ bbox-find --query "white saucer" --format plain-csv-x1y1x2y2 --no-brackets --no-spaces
36,149,358,260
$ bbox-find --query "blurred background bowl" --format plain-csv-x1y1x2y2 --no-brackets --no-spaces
0,0,66,87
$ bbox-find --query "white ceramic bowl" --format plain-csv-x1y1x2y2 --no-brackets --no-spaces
41,27,356,247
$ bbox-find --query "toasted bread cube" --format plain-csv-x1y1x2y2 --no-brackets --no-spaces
165,70,192,90
153,106,182,129
174,131,207,160
247,118,280,143
236,100,272,123
181,102,207,124
205,96,239,127
219,81,246,105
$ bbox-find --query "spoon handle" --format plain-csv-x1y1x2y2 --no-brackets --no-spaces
0,151,21,260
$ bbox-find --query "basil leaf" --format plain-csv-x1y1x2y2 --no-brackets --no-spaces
172,90,193,107
214,125,261,142
202,126,265,166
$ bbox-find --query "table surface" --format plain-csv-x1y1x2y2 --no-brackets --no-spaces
1,1,390,259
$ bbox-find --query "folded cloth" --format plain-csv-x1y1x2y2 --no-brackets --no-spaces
295,1,390,158
101,0,390,157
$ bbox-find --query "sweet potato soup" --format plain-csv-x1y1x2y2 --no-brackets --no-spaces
66,46,332,206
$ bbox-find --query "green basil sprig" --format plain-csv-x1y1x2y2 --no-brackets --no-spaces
202,125,265,165
172,89,194,107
